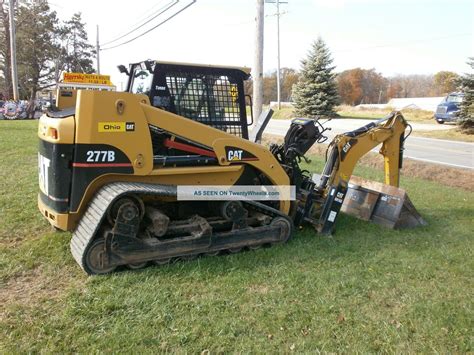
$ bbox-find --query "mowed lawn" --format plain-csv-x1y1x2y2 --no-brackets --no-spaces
1,120,473,353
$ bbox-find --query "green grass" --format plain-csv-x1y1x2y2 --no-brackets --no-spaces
1,120,473,353
413,128,474,142
269,105,436,123
336,105,435,123
337,110,385,120
271,107,295,119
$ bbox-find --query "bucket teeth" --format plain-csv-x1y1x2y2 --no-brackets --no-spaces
341,176,427,229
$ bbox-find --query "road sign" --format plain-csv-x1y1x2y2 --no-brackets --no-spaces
63,73,112,86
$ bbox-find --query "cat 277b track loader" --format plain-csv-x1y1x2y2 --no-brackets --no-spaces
38,60,425,275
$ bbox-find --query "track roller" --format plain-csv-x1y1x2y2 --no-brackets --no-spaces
83,237,116,275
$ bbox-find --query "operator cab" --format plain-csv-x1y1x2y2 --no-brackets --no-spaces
120,60,252,139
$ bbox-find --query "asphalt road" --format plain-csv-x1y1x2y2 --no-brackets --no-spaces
264,118,474,170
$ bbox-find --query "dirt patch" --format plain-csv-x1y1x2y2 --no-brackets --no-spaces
247,284,282,295
248,284,270,294
0,266,84,320
263,134,474,191
0,229,50,248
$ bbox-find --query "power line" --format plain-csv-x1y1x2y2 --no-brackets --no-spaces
100,0,178,47
132,0,168,26
101,0,196,51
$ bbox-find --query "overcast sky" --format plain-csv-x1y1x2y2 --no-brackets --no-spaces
51,0,473,88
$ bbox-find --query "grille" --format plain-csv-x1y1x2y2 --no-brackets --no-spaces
436,106,447,114
165,73,243,137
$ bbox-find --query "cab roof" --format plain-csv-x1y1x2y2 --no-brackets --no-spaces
132,60,251,76
155,60,251,75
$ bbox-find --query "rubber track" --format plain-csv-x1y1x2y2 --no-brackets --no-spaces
70,182,293,273
70,182,177,272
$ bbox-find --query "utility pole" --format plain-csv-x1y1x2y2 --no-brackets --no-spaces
9,0,19,100
96,25,100,74
252,0,264,121
265,0,287,110
276,0,281,109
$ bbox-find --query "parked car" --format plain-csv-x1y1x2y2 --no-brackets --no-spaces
434,92,464,124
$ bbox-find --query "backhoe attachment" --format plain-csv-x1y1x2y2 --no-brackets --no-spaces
273,112,427,235
315,112,427,233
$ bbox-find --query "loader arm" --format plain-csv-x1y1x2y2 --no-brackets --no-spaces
316,112,409,234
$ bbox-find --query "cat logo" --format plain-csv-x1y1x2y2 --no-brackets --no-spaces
125,122,135,131
225,146,258,162
227,149,243,161
342,142,352,153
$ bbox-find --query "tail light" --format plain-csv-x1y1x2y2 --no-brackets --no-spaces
49,128,58,140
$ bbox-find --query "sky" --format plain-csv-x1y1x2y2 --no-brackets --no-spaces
51,0,473,89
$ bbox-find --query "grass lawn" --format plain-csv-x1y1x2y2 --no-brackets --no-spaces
413,128,474,142
1,120,473,353
335,105,436,123
269,105,435,123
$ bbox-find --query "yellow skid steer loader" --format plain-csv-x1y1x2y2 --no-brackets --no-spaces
38,60,425,275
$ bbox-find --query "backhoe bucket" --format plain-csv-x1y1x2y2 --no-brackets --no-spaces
341,176,427,229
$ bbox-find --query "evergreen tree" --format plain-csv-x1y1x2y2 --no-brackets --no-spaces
0,2,95,107
58,13,95,75
458,57,474,134
292,37,339,117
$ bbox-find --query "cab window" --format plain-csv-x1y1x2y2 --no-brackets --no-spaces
446,95,463,103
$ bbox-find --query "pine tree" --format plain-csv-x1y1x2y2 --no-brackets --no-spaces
458,57,474,134
58,13,95,75
292,37,339,118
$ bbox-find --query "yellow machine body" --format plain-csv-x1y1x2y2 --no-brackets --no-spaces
37,60,425,275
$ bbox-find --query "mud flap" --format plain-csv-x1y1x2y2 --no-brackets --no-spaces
341,176,427,229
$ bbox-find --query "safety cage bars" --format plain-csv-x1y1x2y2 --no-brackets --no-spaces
129,62,250,139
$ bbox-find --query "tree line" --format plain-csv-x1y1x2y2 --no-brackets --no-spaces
0,2,470,126
282,37,472,132
246,67,461,106
0,0,95,111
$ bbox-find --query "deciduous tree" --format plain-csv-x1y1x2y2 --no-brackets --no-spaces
387,74,434,98
337,68,387,105
16,0,59,116
433,71,460,95
0,0,12,99
0,2,96,109
280,67,299,101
